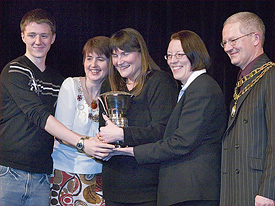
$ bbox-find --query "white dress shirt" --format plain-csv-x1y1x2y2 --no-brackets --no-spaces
177,69,206,102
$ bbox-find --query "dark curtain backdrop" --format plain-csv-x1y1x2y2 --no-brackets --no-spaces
1,0,274,112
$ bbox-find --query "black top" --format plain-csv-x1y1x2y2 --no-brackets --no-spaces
0,55,64,174
101,70,178,203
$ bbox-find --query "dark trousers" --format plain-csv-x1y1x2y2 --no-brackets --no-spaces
105,200,157,206
171,200,219,206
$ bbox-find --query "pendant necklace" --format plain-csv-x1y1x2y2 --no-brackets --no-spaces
231,61,274,118
84,77,98,109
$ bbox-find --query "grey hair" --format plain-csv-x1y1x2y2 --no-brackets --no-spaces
224,12,265,46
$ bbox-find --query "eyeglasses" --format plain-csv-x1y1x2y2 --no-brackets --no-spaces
220,32,255,48
164,52,186,60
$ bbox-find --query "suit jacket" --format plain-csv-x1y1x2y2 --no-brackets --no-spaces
135,73,227,205
220,54,275,206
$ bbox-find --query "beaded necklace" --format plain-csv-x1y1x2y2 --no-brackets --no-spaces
84,77,99,109
231,61,275,117
84,77,100,122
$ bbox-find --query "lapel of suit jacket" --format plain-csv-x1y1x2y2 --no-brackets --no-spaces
226,54,271,132
163,91,185,139
165,75,202,138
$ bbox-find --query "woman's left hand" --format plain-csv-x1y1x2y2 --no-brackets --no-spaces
98,114,124,143
103,147,134,161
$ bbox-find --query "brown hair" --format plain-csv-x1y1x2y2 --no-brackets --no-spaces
109,28,160,96
82,36,110,63
171,30,211,71
20,8,56,34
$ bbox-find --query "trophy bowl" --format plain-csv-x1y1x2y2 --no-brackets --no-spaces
99,91,133,147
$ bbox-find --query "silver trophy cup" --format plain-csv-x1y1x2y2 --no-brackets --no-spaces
99,91,133,147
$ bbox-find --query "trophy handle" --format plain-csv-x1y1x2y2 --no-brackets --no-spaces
98,96,108,116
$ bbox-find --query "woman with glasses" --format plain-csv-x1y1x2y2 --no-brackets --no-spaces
98,28,178,206
110,30,227,206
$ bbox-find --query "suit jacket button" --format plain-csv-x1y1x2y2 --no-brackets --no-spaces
235,169,240,174
243,119,248,123
235,144,240,149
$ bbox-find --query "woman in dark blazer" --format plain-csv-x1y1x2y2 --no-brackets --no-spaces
107,30,227,206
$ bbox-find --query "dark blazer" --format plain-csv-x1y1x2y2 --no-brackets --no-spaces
220,54,275,206
135,73,227,205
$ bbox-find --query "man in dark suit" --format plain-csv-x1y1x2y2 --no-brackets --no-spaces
220,12,275,206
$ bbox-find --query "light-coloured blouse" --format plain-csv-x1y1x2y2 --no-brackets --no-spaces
52,77,102,174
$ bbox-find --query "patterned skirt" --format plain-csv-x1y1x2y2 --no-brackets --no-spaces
50,169,105,206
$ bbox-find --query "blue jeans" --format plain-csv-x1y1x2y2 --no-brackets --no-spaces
0,165,51,206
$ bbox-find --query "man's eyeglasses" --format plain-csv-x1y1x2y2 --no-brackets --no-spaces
220,32,255,48
164,52,186,60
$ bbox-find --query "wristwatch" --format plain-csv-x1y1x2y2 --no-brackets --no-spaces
76,137,85,153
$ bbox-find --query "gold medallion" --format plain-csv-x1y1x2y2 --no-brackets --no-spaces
231,103,236,118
